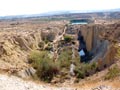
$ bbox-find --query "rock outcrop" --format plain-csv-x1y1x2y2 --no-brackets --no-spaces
17,67,36,78
66,24,117,68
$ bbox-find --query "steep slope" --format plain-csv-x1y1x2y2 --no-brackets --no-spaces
0,20,66,77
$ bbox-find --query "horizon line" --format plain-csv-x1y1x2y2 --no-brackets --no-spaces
0,8,120,17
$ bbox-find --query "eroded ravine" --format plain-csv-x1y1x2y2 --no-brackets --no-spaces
0,20,120,89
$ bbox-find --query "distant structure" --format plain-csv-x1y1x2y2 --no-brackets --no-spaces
70,19,88,25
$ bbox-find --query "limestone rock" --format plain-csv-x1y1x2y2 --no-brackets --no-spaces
17,67,36,78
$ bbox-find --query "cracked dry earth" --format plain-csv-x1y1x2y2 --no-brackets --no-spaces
0,74,120,90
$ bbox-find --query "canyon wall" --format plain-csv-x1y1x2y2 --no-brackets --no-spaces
67,24,117,69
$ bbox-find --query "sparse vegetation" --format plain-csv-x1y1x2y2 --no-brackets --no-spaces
28,51,59,82
64,35,72,42
116,45,120,58
38,42,45,49
75,62,98,79
58,47,72,68
105,65,120,80
41,31,56,43
1,12,120,90
28,45,98,81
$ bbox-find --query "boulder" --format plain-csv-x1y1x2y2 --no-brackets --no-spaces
17,67,36,78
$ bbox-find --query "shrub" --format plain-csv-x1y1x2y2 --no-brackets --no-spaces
75,68,85,79
105,65,120,80
28,51,59,82
38,42,45,49
64,35,72,42
75,62,98,79
90,62,98,71
58,47,72,68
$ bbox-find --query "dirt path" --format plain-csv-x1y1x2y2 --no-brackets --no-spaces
44,26,66,50
53,26,66,43
52,26,67,61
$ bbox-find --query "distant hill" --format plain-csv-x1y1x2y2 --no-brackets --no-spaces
0,8,120,20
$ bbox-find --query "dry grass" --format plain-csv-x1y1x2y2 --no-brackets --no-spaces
104,65,120,80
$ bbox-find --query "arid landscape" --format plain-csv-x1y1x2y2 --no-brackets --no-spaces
0,12,120,90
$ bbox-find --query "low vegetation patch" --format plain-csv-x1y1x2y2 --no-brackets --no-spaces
58,47,72,68
64,35,73,42
116,45,120,58
28,47,98,82
105,65,120,80
75,62,98,79
28,51,59,82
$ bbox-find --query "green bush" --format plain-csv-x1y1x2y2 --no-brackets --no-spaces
89,62,98,71
75,62,98,79
75,68,85,79
64,35,72,42
28,51,59,82
58,47,72,68
105,65,120,80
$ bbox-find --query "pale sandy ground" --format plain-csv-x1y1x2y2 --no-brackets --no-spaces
0,74,78,90
0,74,120,90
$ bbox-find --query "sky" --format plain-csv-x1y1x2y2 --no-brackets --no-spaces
0,0,120,16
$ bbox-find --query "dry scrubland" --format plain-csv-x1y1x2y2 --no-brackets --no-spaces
0,18,120,90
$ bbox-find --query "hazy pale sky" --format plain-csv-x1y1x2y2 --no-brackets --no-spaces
0,0,120,16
